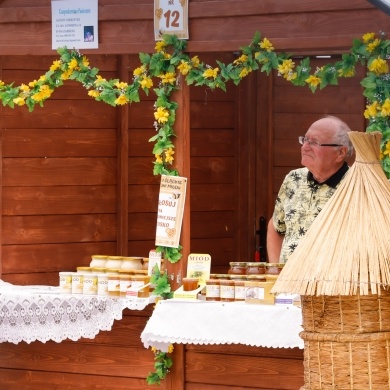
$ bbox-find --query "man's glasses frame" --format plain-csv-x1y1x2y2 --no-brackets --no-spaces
298,136,343,148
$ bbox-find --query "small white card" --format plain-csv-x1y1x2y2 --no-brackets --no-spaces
154,0,189,40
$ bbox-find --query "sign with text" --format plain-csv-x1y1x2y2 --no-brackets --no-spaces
154,0,189,40
51,0,99,50
186,254,211,283
155,175,187,248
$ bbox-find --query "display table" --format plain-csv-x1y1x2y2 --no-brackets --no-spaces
0,280,153,344
141,299,304,352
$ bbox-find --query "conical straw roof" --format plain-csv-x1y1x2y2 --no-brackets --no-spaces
272,131,390,296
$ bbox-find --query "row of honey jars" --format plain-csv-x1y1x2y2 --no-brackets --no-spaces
206,275,266,302
228,262,284,275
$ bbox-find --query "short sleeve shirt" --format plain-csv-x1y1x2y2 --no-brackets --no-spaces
272,163,349,263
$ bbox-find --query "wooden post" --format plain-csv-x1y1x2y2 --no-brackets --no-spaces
164,74,190,390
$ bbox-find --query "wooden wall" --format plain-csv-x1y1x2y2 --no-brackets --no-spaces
0,0,388,389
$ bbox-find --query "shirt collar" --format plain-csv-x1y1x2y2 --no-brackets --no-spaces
307,162,349,188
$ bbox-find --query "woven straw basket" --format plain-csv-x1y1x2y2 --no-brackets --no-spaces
302,289,390,333
300,330,390,390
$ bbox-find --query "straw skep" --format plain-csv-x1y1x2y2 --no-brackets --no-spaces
272,131,390,296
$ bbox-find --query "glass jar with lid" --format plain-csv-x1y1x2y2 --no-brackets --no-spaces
228,262,247,275
265,263,285,275
220,279,235,302
90,255,107,268
105,256,123,270
233,276,248,301
121,256,143,271
205,279,220,301
246,262,266,275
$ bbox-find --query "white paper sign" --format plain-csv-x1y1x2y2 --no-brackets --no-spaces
51,0,99,50
154,0,189,40
155,175,187,248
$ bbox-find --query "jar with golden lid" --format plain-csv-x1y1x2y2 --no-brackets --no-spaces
121,256,143,271
246,262,266,275
205,279,220,301
233,277,247,301
229,274,247,281
106,256,123,270
119,274,132,297
107,273,120,297
130,274,151,298
90,255,107,268
220,279,235,302
105,268,120,274
211,273,230,280
77,266,92,273
247,275,266,282
91,267,106,274
228,262,247,275
265,263,285,275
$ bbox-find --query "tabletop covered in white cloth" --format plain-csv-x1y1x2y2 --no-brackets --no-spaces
141,299,304,352
0,281,153,344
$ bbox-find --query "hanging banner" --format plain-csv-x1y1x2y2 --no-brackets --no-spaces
51,0,99,50
155,175,187,248
154,0,189,40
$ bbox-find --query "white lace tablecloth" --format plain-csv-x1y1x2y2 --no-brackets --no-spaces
0,281,153,344
141,299,303,352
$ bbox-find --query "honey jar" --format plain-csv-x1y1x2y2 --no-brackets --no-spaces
130,275,151,298
220,279,235,302
182,278,199,291
90,255,107,268
106,256,123,270
107,273,120,297
233,276,248,301
265,263,285,275
228,262,247,275
246,262,266,275
119,274,132,297
205,279,220,301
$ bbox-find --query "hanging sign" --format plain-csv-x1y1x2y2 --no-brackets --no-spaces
155,175,187,248
154,0,189,40
51,0,99,50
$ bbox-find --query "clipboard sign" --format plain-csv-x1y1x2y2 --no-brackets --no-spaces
154,0,189,40
155,175,187,248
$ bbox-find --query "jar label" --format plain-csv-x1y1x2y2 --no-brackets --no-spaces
71,275,83,294
220,285,234,299
235,286,247,300
107,278,120,292
120,280,132,293
97,278,108,295
206,284,220,298
83,276,98,294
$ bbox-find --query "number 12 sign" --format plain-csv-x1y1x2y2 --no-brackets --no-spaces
154,0,189,40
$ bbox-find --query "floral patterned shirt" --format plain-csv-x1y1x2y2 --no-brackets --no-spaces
272,163,349,263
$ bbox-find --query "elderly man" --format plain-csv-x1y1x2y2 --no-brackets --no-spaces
267,115,354,263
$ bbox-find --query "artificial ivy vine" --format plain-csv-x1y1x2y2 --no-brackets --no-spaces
0,30,389,385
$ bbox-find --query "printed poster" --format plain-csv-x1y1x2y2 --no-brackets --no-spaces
52,0,99,50
155,175,187,248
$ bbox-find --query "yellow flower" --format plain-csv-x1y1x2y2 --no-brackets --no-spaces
68,58,79,71
233,55,248,65
82,56,89,67
19,83,30,92
31,85,52,101
191,56,200,68
203,67,219,79
0,81,4,87
367,39,381,53
154,107,169,123
13,97,25,106
278,59,295,75
39,75,46,82
368,57,389,75
362,32,375,43
133,66,146,77
28,80,37,88
165,147,175,164
177,60,191,75
115,81,128,89
88,90,100,98
260,38,274,52
167,344,174,354
61,69,73,80
381,99,390,117
155,41,167,52
114,94,129,105
239,67,250,78
163,52,171,60
151,347,157,353
383,141,390,157
160,72,176,84
50,60,62,71
305,75,321,87
155,153,163,164
140,77,153,89
94,75,107,86
364,101,380,118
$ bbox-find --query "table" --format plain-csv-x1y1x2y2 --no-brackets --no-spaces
0,280,153,344
141,299,304,352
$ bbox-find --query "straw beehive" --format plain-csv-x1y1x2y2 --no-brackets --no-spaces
272,131,390,390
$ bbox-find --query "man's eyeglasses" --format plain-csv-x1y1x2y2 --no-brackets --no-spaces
298,136,343,148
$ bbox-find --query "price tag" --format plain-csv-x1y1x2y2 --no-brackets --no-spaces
154,0,189,40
